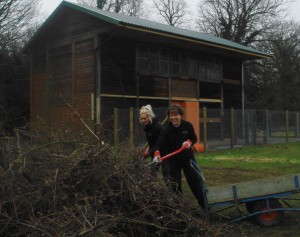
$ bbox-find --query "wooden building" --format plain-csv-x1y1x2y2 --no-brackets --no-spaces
24,1,269,138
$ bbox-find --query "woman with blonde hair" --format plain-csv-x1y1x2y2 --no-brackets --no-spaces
140,105,169,179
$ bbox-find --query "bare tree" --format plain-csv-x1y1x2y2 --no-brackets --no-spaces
196,0,290,46
0,0,42,131
76,0,96,7
152,0,187,26
76,0,145,16
245,20,300,110
122,0,145,17
0,0,41,51
76,0,113,10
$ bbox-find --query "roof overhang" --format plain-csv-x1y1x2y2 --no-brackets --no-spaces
24,0,271,61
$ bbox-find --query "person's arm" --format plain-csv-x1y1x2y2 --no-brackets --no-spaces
151,126,169,163
152,122,163,142
182,121,197,149
148,122,163,157
153,125,168,152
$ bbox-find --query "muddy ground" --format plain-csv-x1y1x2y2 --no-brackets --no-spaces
246,213,300,237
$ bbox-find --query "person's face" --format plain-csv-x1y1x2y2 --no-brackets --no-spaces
140,113,150,126
169,109,182,127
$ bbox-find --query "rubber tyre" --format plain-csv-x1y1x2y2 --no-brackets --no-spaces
251,199,283,227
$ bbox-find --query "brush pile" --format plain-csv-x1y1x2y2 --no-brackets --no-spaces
0,131,244,236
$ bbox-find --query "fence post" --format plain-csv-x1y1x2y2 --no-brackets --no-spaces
245,110,249,144
294,112,297,138
220,108,224,141
253,111,257,145
230,108,235,148
296,112,299,138
285,110,289,143
203,107,207,151
114,108,119,146
130,107,134,145
265,110,269,144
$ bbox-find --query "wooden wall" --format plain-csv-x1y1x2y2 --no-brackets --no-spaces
31,49,49,131
100,35,136,130
100,40,243,120
29,6,244,136
30,8,108,135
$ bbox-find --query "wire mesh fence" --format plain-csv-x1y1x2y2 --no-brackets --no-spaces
110,107,300,151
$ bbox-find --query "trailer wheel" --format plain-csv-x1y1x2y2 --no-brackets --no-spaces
251,199,283,227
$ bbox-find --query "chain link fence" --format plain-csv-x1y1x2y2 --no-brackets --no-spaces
111,108,300,151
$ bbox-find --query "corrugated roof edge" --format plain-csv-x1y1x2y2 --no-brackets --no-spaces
22,1,68,52
67,2,270,58
24,0,270,59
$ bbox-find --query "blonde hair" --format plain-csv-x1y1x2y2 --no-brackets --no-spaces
139,104,155,124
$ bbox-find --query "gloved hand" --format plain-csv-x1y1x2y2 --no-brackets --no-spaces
182,139,192,149
153,150,161,163
140,147,150,160
142,150,149,159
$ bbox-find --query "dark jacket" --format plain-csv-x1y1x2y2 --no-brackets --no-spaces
155,119,197,163
143,117,163,157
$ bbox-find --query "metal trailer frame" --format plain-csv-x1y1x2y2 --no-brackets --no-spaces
146,146,300,226
190,159,300,226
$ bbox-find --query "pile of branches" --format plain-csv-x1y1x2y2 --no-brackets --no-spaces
0,131,243,236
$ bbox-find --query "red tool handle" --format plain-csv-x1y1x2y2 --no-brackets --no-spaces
159,143,189,161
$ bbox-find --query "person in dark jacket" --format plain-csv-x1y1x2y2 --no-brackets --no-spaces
153,104,205,208
140,105,169,179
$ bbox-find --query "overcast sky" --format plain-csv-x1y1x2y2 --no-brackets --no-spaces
40,0,300,23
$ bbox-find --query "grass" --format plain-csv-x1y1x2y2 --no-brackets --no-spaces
195,141,300,177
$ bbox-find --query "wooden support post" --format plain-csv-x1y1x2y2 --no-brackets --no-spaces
130,107,134,145
265,110,269,144
91,93,94,120
203,107,207,151
286,110,289,143
96,96,100,125
220,83,224,141
269,111,272,138
297,113,299,138
114,108,118,146
230,108,235,148
220,108,224,141
253,111,257,146
245,110,249,144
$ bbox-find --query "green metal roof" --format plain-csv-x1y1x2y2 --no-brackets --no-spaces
25,0,269,58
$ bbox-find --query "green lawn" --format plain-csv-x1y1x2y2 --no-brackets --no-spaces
195,142,300,176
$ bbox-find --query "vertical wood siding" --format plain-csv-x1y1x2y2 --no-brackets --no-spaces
31,50,48,130
171,79,197,98
30,9,101,134
101,36,136,95
48,44,73,132
74,38,95,131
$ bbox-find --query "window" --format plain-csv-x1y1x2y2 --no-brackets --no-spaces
137,44,223,81
207,56,222,82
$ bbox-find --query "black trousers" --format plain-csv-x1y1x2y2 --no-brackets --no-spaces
168,159,205,208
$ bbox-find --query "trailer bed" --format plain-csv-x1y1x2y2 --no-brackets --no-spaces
206,173,300,204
